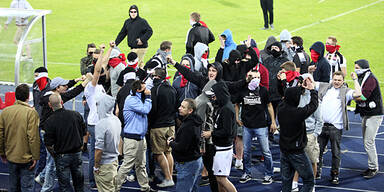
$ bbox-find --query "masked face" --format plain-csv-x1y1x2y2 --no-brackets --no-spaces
248,78,260,91
271,49,281,57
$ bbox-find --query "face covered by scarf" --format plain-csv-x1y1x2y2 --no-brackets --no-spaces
35,72,49,91
325,44,340,53
248,78,260,91
310,49,320,63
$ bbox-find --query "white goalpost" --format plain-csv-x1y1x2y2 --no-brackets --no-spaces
0,8,51,85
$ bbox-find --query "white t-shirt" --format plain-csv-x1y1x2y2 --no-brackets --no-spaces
320,87,354,129
84,84,105,125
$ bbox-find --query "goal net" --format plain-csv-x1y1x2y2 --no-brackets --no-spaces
0,8,51,85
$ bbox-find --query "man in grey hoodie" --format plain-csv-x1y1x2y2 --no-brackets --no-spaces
259,36,277,64
93,93,121,191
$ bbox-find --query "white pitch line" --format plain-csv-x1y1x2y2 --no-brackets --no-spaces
257,0,384,45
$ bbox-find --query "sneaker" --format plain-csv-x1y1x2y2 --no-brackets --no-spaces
262,176,273,185
156,179,175,188
270,24,274,30
141,187,156,192
235,159,243,170
362,169,378,179
239,173,252,184
292,186,299,192
330,175,339,185
199,176,210,186
273,167,280,173
90,184,98,190
261,27,269,30
127,174,135,182
34,175,44,186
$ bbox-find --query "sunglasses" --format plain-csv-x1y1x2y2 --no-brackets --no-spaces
130,11,137,13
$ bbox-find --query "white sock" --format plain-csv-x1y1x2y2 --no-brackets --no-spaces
292,181,298,188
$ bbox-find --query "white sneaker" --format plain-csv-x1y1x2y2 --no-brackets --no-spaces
273,167,280,173
235,159,243,170
292,181,299,191
126,174,135,182
34,175,44,186
157,179,175,188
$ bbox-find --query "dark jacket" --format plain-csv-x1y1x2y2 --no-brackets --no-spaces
278,87,318,154
174,61,223,90
44,108,86,154
33,78,51,117
310,41,331,82
211,82,236,147
40,80,84,129
186,22,215,55
292,49,310,74
356,70,383,116
115,5,153,48
116,79,135,128
259,36,277,63
148,79,177,128
170,113,202,162
80,55,94,75
263,51,289,101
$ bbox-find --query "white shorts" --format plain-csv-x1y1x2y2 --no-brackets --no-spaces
213,145,233,176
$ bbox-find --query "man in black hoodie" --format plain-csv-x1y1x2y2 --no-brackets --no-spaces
278,78,318,192
148,68,177,188
168,98,203,192
308,41,331,83
115,5,153,68
202,82,237,192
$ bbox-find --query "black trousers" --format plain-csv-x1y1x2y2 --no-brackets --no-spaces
202,144,218,192
317,124,342,176
260,0,274,28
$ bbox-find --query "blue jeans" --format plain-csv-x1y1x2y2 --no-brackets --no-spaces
8,161,35,192
41,152,56,192
88,125,96,186
176,157,203,192
54,152,84,192
280,152,314,192
243,127,273,176
36,128,47,177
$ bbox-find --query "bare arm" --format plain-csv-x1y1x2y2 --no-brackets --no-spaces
267,103,276,133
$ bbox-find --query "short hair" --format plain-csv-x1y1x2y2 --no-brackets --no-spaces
190,12,200,22
49,93,62,111
280,61,297,71
291,36,303,46
15,84,30,102
332,71,344,79
154,68,166,80
160,41,172,51
87,43,96,53
131,80,143,96
183,98,196,112
327,36,337,44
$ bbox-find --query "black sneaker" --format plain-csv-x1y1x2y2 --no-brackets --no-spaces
315,172,321,180
362,169,378,179
199,176,210,186
239,173,252,184
330,175,339,185
262,176,273,185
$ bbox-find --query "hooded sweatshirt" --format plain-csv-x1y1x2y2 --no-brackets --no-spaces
123,91,152,139
95,94,121,164
115,5,153,48
259,36,278,63
211,82,236,147
194,42,209,72
309,41,331,82
280,30,295,61
170,113,202,162
278,87,318,154
172,54,201,108
221,29,237,61
174,61,223,90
